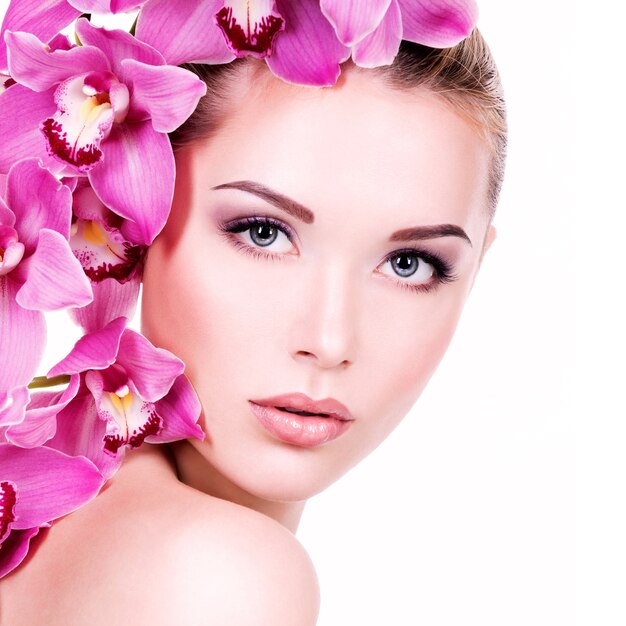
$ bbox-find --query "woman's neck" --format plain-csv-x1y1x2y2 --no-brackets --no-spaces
159,440,307,533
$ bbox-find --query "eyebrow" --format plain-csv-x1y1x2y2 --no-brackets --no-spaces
211,180,315,224
212,180,471,246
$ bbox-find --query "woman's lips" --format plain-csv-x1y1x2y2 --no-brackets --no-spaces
248,392,354,448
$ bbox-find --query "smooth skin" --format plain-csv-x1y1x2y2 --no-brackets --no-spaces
0,63,495,625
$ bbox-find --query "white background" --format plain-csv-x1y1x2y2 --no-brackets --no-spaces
2,1,623,624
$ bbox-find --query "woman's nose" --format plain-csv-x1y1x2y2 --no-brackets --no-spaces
288,262,357,370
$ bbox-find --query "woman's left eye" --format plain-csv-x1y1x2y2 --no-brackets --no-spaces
378,249,451,291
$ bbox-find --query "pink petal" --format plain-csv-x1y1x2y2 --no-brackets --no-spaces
136,0,234,66
47,392,124,479
0,386,30,429
71,218,144,282
0,0,80,72
123,59,207,133
148,374,204,443
48,316,126,377
267,0,350,86
0,84,57,174
320,0,391,46
5,30,111,92
7,158,73,254
94,382,162,454
88,121,174,245
5,375,80,448
0,479,17,542
15,229,93,311
0,276,46,394
0,226,24,275
69,269,142,332
69,0,143,11
75,18,164,83
41,73,116,173
0,443,103,529
116,329,185,401
396,0,478,48
215,0,285,59
352,0,402,67
0,525,43,578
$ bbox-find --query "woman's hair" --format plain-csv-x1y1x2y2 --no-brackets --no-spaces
170,29,506,216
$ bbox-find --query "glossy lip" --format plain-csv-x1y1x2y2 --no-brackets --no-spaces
249,392,355,422
248,392,355,448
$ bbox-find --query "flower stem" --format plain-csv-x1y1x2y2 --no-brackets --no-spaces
28,375,71,389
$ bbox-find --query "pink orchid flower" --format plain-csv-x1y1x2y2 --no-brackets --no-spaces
69,182,145,332
0,18,207,245
320,0,478,67
136,0,350,86
40,317,204,479
0,158,92,424
0,443,103,578
0,0,145,72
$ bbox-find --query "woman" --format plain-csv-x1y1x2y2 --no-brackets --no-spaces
0,8,505,625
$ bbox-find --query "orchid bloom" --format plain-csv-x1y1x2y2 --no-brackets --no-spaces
320,0,479,67
0,158,92,425
0,443,103,578
68,182,145,332
0,0,145,72
40,317,204,479
136,0,350,86
0,18,207,245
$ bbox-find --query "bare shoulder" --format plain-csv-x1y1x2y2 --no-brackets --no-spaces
0,452,319,626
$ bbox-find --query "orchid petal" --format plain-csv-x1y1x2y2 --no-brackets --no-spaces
0,386,30,429
123,59,207,133
47,392,123,479
0,277,46,394
5,30,110,92
0,227,24,276
267,0,350,87
7,158,72,254
352,0,402,68
320,0,392,46
75,18,164,82
15,229,93,311
396,0,478,48
148,374,204,443
0,0,80,72
5,375,80,448
215,0,285,59
88,120,174,245
42,73,116,173
0,444,103,529
0,479,17,542
92,379,162,454
116,330,185,401
136,0,234,66
0,84,57,174
71,217,144,282
69,0,143,11
69,270,142,332
0,526,42,578
48,316,126,377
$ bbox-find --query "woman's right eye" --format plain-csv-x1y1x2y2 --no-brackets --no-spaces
221,217,296,256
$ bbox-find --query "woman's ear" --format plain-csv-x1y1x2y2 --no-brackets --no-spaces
481,224,497,262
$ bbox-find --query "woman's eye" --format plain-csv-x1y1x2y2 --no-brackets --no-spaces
380,251,436,285
224,218,295,254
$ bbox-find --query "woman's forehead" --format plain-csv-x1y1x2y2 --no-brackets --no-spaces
184,69,491,232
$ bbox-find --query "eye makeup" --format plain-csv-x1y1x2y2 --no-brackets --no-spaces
217,214,459,293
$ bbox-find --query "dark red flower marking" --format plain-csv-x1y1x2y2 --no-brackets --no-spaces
0,481,17,544
41,118,103,170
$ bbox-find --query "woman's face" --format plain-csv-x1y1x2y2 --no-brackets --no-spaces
142,67,494,502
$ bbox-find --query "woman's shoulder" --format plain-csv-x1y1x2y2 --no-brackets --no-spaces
0,448,319,626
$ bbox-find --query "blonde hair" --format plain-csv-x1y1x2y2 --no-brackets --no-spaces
171,29,506,216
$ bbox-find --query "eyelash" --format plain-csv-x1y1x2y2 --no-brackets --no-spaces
219,216,457,294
